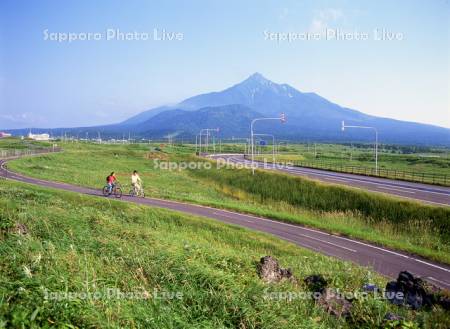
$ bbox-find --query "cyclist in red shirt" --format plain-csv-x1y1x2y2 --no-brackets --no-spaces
106,172,116,193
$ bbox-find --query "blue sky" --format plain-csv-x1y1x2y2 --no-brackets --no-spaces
0,0,449,128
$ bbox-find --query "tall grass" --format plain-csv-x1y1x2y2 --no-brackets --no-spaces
4,181,448,327
189,161,450,241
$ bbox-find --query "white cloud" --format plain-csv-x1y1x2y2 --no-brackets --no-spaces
0,112,48,126
309,8,344,33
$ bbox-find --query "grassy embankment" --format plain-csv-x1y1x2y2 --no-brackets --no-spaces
6,141,450,265
1,180,449,328
0,138,52,150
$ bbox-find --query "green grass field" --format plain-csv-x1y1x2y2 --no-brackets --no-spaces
252,143,450,185
0,138,52,153
1,180,449,328
4,140,450,266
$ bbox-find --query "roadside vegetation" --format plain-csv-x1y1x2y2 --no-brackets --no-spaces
6,140,450,265
253,143,450,185
190,159,450,240
1,180,449,328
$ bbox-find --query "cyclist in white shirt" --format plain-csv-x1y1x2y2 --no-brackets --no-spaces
131,170,142,194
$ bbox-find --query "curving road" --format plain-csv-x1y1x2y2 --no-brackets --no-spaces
209,154,450,206
1,157,450,290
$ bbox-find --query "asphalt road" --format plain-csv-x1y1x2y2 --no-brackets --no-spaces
1,158,450,290
209,154,450,206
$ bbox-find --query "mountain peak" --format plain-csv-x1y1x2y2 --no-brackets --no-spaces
244,72,272,85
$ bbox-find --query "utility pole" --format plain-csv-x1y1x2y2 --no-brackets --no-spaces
199,128,219,155
342,121,378,175
195,135,198,154
250,113,285,174
350,142,353,161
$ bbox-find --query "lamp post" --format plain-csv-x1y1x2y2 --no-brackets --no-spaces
195,134,198,154
198,128,219,155
198,129,206,154
250,113,285,174
341,120,378,175
253,133,276,164
206,128,219,154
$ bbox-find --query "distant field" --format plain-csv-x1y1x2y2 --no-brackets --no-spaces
0,138,52,150
191,141,450,180
250,143,450,185
3,180,448,327
6,140,450,265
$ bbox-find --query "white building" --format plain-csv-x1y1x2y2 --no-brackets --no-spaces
0,132,12,138
27,132,50,141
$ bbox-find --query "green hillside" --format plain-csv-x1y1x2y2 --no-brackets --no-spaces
1,181,448,328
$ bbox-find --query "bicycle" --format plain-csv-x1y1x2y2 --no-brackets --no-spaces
129,184,145,198
102,182,122,198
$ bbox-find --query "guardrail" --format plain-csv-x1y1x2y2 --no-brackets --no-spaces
0,147,62,180
244,154,449,186
0,147,61,159
291,160,448,186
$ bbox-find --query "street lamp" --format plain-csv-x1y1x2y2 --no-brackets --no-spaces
195,134,198,154
253,133,276,164
341,120,379,175
206,128,219,154
251,113,286,174
198,129,205,154
211,128,220,154
198,128,220,154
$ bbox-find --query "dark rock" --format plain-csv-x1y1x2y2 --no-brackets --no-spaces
12,223,29,235
439,295,450,311
397,271,415,290
279,268,294,278
385,281,405,305
415,278,438,306
304,274,328,294
258,256,296,284
405,290,423,310
385,271,445,310
384,312,403,321
317,288,352,318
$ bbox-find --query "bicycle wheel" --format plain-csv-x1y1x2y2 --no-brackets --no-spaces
102,186,110,196
114,187,122,198
128,189,135,197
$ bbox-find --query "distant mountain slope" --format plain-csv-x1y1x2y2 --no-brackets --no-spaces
130,104,449,145
120,106,172,126
134,105,266,138
5,73,450,146
119,73,449,145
